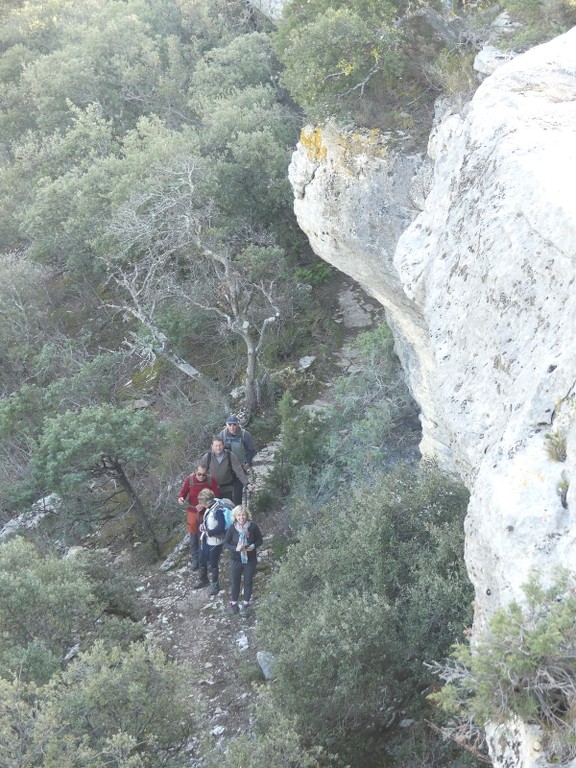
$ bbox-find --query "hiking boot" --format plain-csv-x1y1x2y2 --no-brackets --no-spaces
240,601,251,614
192,576,208,589
208,580,220,596
228,601,239,615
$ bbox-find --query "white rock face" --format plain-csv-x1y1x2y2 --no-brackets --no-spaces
247,0,287,21
473,44,517,77
395,27,576,625
288,126,443,455
289,28,576,767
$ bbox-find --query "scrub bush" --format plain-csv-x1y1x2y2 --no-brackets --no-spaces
257,463,473,764
431,571,576,762
0,537,144,683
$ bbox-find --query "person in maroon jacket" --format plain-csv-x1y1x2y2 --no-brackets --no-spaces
177,465,220,571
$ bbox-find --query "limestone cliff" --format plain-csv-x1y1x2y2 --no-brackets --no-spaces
289,28,576,767
247,0,286,22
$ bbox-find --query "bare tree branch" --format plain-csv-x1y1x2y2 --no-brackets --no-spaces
102,159,287,416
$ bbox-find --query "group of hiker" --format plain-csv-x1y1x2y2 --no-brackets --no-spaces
177,415,263,615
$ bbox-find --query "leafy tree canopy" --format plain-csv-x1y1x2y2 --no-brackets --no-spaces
273,1,404,122
31,403,163,492
188,31,282,111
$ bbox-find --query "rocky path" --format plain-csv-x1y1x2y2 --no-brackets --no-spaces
142,552,271,754
142,278,384,755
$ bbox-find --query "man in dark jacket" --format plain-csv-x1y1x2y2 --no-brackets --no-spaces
177,465,220,570
201,437,253,505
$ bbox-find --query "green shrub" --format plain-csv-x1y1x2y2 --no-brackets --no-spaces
501,0,576,50
46,642,200,766
0,642,201,768
262,390,328,502
256,463,472,764
0,537,101,683
273,0,490,128
251,487,274,516
203,695,332,768
424,48,477,97
263,322,420,514
0,538,145,683
274,5,403,122
431,571,576,762
293,261,334,286
73,548,146,622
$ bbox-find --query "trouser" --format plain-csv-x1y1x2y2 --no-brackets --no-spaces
232,476,244,506
189,533,200,567
230,558,257,603
199,541,223,582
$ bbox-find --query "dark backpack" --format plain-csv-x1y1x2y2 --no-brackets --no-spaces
227,426,247,450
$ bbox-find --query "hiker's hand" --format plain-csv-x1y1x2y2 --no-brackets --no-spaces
177,497,184,505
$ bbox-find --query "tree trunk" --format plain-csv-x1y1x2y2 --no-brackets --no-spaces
134,314,204,379
244,334,259,420
112,460,160,556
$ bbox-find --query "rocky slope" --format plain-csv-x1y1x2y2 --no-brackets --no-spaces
288,27,576,768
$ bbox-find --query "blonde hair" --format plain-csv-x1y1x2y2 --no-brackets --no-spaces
197,489,215,503
232,505,251,521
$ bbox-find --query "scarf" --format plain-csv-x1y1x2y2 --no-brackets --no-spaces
236,521,250,563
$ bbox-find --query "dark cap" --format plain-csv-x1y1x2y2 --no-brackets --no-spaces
226,415,239,424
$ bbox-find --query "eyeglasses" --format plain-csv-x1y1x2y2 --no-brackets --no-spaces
196,472,207,478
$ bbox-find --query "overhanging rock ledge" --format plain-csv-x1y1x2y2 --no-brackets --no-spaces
289,28,576,768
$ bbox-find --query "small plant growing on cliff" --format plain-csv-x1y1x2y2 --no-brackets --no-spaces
557,472,570,509
424,47,477,97
429,570,576,762
545,429,567,462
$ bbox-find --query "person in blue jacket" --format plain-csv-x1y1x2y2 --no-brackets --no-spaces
223,505,263,614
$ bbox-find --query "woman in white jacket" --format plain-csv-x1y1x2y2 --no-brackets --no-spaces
193,489,226,596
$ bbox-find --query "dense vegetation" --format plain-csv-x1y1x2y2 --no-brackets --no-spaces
0,0,574,766
256,463,473,767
